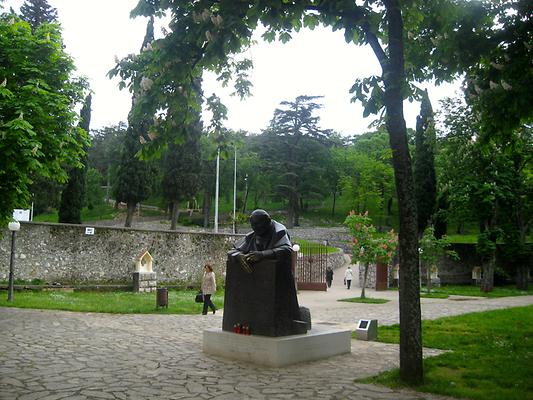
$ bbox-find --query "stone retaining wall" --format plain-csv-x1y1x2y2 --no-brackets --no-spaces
0,222,238,286
0,222,351,288
328,251,348,271
5,222,523,288
358,263,394,289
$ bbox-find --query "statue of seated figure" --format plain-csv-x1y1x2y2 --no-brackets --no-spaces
223,209,310,337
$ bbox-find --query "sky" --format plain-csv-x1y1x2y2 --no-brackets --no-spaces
4,0,461,136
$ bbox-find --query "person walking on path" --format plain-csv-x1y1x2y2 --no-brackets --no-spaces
201,264,217,315
344,265,354,289
326,267,334,288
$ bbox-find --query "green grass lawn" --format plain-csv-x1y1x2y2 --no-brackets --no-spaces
388,285,533,298
33,203,120,223
446,234,479,244
0,289,224,314
293,239,340,254
361,305,533,400
420,292,450,299
422,285,533,298
338,297,390,304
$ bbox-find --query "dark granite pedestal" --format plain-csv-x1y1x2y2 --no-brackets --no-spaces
222,257,304,337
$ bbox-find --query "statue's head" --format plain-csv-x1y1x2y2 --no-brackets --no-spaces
249,209,272,236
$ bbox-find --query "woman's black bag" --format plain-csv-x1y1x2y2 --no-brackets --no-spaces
195,292,204,303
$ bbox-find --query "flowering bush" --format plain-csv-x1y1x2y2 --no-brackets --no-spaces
419,225,458,266
344,211,398,266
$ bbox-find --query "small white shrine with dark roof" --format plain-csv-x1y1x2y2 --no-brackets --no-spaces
132,250,157,292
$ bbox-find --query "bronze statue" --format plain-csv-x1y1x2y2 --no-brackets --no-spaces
229,209,292,273
223,209,310,336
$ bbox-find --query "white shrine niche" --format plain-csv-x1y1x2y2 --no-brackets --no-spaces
135,250,153,273
132,250,157,292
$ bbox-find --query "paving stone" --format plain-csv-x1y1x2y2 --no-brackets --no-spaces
0,271,531,400
79,390,115,399
17,391,51,400
39,393,77,400
1,377,24,387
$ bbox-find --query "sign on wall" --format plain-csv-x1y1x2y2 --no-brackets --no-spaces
13,209,31,222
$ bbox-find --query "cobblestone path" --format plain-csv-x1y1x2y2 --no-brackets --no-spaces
1,264,532,400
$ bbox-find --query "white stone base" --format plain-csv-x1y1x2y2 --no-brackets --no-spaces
203,324,351,367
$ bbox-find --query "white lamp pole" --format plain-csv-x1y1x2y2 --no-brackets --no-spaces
7,220,20,302
214,148,220,233
232,145,237,234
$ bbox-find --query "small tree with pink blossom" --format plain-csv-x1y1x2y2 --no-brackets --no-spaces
344,211,398,298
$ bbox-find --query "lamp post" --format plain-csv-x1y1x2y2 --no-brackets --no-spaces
242,174,248,214
292,243,300,289
232,144,237,234
7,220,20,302
214,148,220,233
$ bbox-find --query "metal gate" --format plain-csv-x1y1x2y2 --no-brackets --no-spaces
295,242,328,291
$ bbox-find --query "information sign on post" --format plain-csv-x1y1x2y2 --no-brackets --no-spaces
355,319,378,341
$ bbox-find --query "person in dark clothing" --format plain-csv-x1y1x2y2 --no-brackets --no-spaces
326,267,334,288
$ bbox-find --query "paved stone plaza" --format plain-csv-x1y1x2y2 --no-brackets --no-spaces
1,268,532,400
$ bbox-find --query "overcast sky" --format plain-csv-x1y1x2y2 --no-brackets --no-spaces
4,0,460,136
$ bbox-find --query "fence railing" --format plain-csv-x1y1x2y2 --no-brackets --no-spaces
295,242,328,291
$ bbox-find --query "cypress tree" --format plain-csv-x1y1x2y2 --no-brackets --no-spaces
58,94,92,224
113,125,153,227
414,90,437,235
20,0,58,32
113,17,155,227
162,125,202,230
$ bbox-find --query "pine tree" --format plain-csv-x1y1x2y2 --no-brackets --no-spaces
58,94,92,224
20,0,58,32
414,90,437,235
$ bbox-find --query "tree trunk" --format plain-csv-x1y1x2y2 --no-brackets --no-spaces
125,201,136,227
286,173,298,228
378,0,423,384
295,197,300,227
361,263,370,299
242,184,249,214
480,253,495,292
170,201,179,231
426,263,432,293
516,263,529,291
287,203,295,229
331,190,337,218
203,186,211,228
287,192,297,229
254,191,259,209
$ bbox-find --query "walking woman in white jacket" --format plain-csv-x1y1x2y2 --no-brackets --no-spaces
201,264,217,315
344,265,354,289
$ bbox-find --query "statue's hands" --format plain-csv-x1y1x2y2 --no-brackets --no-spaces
244,251,264,263
236,254,252,273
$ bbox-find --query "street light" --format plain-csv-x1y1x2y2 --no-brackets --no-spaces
7,219,20,302
243,174,248,214
232,144,237,235
214,148,220,233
